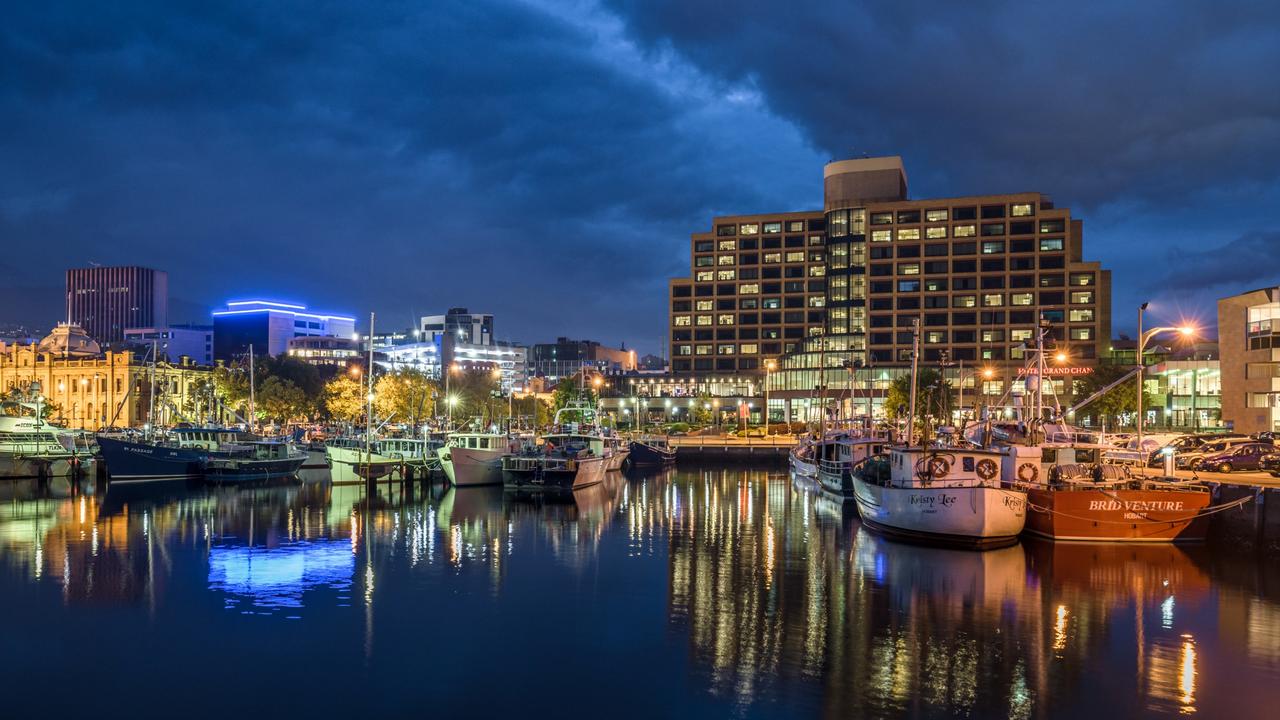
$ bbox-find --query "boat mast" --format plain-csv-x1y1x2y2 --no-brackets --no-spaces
1035,320,1046,440
907,318,920,447
248,343,256,433
366,312,375,462
148,338,157,441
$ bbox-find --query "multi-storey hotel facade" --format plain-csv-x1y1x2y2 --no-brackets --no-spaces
668,157,1112,421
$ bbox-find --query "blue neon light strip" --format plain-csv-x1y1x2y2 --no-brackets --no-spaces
213,308,356,322
226,300,306,310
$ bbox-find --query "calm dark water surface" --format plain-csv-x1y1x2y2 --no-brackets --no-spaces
1,467,1277,719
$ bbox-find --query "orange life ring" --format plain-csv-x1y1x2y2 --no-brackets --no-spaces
1017,462,1039,483
976,459,998,480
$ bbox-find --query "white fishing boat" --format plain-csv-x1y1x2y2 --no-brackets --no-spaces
789,435,818,478
0,388,85,479
815,431,889,498
851,445,1027,547
848,319,1026,548
325,438,400,482
437,432,512,487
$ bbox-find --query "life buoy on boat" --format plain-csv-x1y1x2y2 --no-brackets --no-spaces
975,458,998,480
1017,462,1038,483
928,457,950,479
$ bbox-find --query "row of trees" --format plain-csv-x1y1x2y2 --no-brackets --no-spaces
881,364,1151,432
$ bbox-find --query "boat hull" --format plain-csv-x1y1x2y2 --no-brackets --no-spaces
325,446,399,482
817,466,855,498
605,448,629,472
789,448,817,478
505,455,607,492
450,447,506,487
629,441,675,466
851,477,1027,548
97,437,206,483
205,456,307,483
1024,487,1211,542
0,454,76,479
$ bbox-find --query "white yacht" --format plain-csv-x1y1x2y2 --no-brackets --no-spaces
0,413,78,479
325,438,399,482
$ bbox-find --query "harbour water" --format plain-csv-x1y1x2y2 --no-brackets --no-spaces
1,467,1277,718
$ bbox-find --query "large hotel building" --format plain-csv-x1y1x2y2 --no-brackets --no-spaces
666,156,1112,421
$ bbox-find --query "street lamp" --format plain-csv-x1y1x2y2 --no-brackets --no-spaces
764,358,777,436
1136,302,1197,448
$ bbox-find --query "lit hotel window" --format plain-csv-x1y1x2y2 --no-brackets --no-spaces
982,241,1005,254
925,331,946,344
741,343,758,354
740,223,760,234
1011,203,1034,217
718,240,736,251
739,283,760,294
926,209,949,222
1071,273,1095,286
1071,291,1093,304
1011,329,1033,342
1011,293,1034,306
718,344,736,354
696,271,713,281
717,270,735,280
871,230,892,242
696,345,712,355
787,221,805,232
983,293,1005,307
1039,238,1064,251
674,315,691,326
677,345,692,355
763,222,782,234
954,225,976,237
926,226,947,239
786,251,805,262
717,314,735,325
953,295,976,308
1069,309,1094,322
717,255,734,266
696,300,713,311
808,296,825,307
764,252,781,263
1071,328,1093,340
1039,219,1065,234
696,315,712,326
898,228,920,240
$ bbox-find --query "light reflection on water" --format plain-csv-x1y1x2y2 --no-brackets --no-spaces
0,468,1276,718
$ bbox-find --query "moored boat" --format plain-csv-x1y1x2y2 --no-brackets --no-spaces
203,439,306,483
815,432,889,499
629,436,676,466
325,438,399,482
437,432,513,487
851,446,1027,548
789,436,818,478
97,435,207,483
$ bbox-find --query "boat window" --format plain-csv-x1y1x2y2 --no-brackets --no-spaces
963,457,974,472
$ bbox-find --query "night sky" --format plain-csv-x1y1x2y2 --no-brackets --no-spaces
3,0,1278,352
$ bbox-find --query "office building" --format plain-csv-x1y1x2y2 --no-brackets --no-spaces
212,300,355,361
669,156,1112,421
1218,287,1280,433
286,336,361,368
124,325,214,365
530,337,637,378
420,308,493,347
66,266,168,344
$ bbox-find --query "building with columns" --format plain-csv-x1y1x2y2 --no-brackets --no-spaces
0,325,222,430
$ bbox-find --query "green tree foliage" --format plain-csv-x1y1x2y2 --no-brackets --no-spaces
256,376,310,424
885,368,952,437
1072,365,1153,428
374,369,437,427
323,375,366,424
450,366,502,425
552,377,597,412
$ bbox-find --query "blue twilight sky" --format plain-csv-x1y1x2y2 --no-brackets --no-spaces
2,0,1279,353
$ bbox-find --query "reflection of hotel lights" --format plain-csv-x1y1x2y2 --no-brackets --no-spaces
1179,635,1197,711
1161,596,1175,629
1053,604,1069,651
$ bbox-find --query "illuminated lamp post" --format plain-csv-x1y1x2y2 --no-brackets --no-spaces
1135,302,1196,449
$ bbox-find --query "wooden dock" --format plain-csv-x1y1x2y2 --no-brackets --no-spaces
668,435,794,463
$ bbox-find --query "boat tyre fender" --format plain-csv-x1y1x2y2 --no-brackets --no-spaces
1017,462,1038,483
975,458,998,480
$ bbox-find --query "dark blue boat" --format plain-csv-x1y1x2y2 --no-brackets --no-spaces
97,436,207,483
203,441,306,483
628,438,676,466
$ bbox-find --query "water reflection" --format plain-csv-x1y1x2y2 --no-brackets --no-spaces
0,468,1276,718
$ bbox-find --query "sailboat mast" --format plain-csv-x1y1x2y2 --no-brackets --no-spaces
248,344,256,432
366,312,375,460
148,339,157,440
907,318,920,447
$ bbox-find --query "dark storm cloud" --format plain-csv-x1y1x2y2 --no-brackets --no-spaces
0,0,820,349
604,0,1280,330
1160,232,1280,292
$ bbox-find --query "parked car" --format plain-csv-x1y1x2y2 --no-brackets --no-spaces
1260,452,1280,477
1102,433,1183,466
1175,437,1265,469
1150,435,1210,466
1198,442,1275,473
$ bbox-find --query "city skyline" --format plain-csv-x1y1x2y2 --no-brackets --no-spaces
4,1,1279,352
